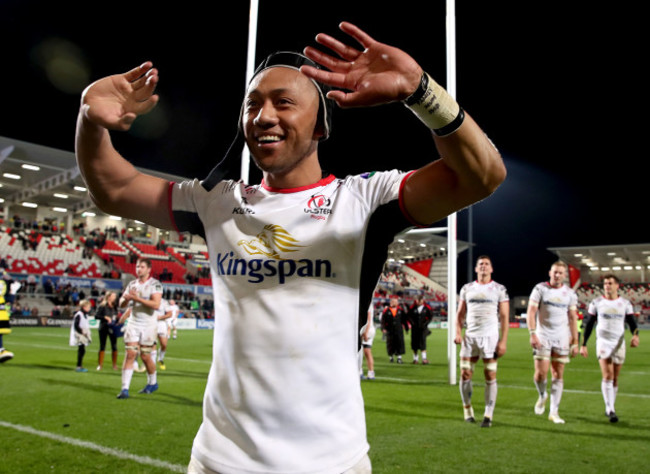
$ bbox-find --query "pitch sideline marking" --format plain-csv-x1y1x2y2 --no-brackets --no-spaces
0,420,186,473
372,377,650,398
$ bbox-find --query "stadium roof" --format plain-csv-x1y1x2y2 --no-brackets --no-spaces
549,243,650,283
0,135,188,219
1,135,467,262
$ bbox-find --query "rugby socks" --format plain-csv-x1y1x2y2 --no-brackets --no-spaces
122,369,134,390
534,378,547,397
601,379,614,414
460,379,473,406
550,378,563,414
484,379,497,419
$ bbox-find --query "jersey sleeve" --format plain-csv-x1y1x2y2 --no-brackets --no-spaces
344,170,409,213
459,284,468,302
499,284,509,302
569,290,578,309
528,284,542,305
170,178,209,238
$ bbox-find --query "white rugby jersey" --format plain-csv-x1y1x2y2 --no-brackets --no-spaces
121,277,163,327
171,170,408,473
587,296,634,343
460,280,509,337
529,282,577,340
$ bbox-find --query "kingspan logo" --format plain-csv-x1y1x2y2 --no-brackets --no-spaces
215,224,334,284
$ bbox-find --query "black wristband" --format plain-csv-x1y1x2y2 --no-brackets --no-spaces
432,107,465,137
404,72,429,106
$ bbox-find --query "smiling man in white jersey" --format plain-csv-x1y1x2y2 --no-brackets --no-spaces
455,255,509,428
75,21,506,473
526,261,579,424
580,274,639,423
117,258,162,399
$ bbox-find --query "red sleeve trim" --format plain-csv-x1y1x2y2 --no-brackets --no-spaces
397,170,427,228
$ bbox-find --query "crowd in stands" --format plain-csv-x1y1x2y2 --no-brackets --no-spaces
1,215,215,320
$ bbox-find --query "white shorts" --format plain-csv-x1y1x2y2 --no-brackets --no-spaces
157,320,168,337
533,334,570,360
597,335,626,364
460,334,498,360
124,323,157,347
188,453,371,473
360,323,376,348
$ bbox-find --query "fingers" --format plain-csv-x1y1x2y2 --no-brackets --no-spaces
124,62,156,83
338,21,376,50
314,32,361,63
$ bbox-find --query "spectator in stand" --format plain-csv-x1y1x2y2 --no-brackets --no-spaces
26,274,37,294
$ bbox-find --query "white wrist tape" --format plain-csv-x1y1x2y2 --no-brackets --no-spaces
403,72,464,136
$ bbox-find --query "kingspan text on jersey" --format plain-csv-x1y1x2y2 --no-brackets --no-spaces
214,252,334,284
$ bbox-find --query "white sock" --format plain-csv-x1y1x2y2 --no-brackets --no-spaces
147,372,157,385
535,379,547,397
122,369,134,390
159,350,165,362
151,350,157,363
358,349,364,375
550,378,563,414
613,384,618,409
460,379,473,406
602,379,614,413
484,379,497,418
422,351,427,360
413,353,419,362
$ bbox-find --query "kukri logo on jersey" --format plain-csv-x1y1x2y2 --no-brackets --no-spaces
215,224,334,284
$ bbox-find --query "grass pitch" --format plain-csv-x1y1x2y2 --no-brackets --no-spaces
2,327,649,473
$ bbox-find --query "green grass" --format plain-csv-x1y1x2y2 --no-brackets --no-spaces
2,327,649,473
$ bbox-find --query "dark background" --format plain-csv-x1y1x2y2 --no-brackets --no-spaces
1,1,645,297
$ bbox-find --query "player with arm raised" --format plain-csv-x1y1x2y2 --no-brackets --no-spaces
76,21,505,473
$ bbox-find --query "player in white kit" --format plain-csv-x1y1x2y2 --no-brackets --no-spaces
166,299,180,339
117,258,163,398
526,261,579,424
580,274,640,423
75,21,506,473
455,256,509,428
153,298,173,370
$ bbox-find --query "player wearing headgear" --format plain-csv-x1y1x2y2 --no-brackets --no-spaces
75,21,506,473
454,256,509,428
116,258,162,398
580,274,640,423
526,261,579,424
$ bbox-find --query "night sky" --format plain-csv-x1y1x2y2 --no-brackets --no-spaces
1,1,645,296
